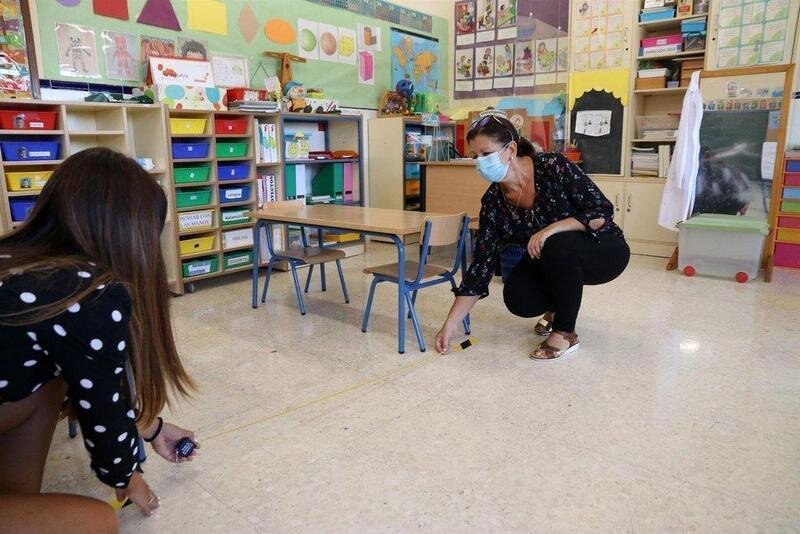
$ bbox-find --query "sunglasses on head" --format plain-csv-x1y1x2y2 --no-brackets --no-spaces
470,115,519,141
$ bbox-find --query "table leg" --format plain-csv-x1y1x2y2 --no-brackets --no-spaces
391,235,406,354
252,221,264,309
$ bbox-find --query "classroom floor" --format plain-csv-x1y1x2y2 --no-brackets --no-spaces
43,243,800,532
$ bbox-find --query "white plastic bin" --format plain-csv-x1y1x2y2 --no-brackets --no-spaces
678,214,769,283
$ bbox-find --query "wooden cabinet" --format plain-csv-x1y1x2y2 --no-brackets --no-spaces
594,178,626,229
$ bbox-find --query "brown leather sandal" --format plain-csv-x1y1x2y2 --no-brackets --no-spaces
530,330,579,360
534,312,554,336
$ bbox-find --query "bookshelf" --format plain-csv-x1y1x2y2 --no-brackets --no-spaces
0,100,181,293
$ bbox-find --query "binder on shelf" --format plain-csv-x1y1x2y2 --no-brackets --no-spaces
285,164,306,201
658,145,672,178
311,163,344,200
343,163,354,201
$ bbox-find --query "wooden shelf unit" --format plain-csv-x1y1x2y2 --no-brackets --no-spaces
638,13,707,31
0,100,182,294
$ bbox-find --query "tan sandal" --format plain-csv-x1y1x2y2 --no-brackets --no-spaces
530,330,579,360
534,313,554,336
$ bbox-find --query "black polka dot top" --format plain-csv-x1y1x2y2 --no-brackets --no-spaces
0,263,140,489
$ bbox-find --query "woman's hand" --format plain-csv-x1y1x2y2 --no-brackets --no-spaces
115,471,159,516
527,228,552,259
151,422,199,463
435,320,459,354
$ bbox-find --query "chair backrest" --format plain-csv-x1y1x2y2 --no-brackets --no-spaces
421,213,468,247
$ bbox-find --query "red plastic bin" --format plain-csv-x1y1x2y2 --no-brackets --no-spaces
214,118,248,135
0,110,58,130
777,216,800,229
774,242,800,268
784,173,800,186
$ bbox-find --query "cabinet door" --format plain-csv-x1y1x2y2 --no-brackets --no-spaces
623,182,677,243
594,179,626,229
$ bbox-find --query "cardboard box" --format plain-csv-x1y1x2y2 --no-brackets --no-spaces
636,77,668,90
681,58,705,70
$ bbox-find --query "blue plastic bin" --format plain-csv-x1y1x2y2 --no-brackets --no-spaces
1,140,59,161
499,244,525,282
217,162,250,181
219,184,251,204
788,160,800,173
9,197,36,222
172,141,209,160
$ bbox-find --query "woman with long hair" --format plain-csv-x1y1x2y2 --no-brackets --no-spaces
0,147,196,532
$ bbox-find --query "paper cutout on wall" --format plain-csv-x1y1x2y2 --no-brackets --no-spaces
93,0,128,20
358,50,374,85
56,0,81,6
357,24,381,52
265,18,296,45
140,35,176,78
237,3,259,44
568,69,629,108
102,31,139,81
55,23,100,78
297,19,319,60
178,38,209,60
318,23,338,63
137,0,181,31
338,27,356,64
187,0,228,36
574,110,612,136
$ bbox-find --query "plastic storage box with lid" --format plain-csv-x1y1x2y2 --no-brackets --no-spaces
0,110,58,130
217,161,250,181
169,118,207,135
6,170,51,191
182,256,218,278
219,184,251,204
172,141,210,160
678,214,769,282
1,140,59,161
9,197,36,222
174,165,210,184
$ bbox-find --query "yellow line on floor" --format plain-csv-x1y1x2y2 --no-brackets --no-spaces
202,352,445,441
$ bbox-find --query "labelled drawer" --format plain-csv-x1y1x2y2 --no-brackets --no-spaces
786,160,800,173
784,173,800,186
405,179,420,196
774,242,800,268
781,200,800,213
174,165,210,184
9,197,36,222
777,216,800,229
223,250,254,270
172,141,210,159
178,209,214,231
179,235,215,255
215,118,248,135
170,118,207,135
1,140,59,161
222,228,254,249
220,208,251,226
216,141,248,158
783,187,800,200
776,228,800,243
6,170,51,191
0,110,58,130
182,256,219,278
219,185,251,204
218,162,250,181
175,188,212,208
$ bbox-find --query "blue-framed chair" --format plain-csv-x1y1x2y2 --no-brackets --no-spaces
361,213,471,352
258,200,349,315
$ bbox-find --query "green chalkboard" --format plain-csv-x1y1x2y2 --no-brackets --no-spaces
32,0,449,109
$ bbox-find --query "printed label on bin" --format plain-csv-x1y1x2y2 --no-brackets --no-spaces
187,146,194,151
227,255,251,266
30,122,44,128
225,189,243,199
179,212,213,229
222,210,248,222
29,151,50,157
188,263,211,276
189,172,196,178
226,147,235,153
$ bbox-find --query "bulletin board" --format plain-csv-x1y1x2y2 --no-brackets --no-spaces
31,0,450,109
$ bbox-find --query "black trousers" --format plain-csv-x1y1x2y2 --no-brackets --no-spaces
502,231,630,332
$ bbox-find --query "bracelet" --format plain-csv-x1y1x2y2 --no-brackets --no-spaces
143,416,164,443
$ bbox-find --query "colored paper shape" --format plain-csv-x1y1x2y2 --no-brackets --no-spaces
319,23,338,63
265,18,296,45
56,0,81,6
187,0,228,36
297,19,319,60
568,69,629,108
137,0,181,31
93,0,128,20
237,3,259,44
358,50,374,85
357,23,381,51
338,27,356,64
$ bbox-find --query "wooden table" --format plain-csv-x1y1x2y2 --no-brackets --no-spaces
250,204,440,354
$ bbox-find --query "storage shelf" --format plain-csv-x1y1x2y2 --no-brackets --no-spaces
180,225,219,236
0,129,64,135
181,247,221,260
286,158,359,164
639,13,707,31
216,156,254,161
634,87,688,95
281,112,361,122
220,221,255,230
219,200,257,208
222,244,255,253
632,138,677,143
637,50,705,61
2,159,64,166
7,190,42,197
69,130,125,136
182,269,225,283
173,157,213,163
177,203,219,213
217,178,256,185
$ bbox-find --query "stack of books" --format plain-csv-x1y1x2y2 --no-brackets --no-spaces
256,122,280,164
681,17,707,51
636,66,671,90
632,147,659,176
229,101,280,113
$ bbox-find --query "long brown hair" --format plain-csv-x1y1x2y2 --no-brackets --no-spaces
0,147,193,424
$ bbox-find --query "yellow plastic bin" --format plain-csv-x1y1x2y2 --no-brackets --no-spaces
169,118,207,135
6,170,51,191
179,235,215,255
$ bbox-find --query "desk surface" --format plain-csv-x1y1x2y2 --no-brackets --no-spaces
250,204,436,236
418,159,475,166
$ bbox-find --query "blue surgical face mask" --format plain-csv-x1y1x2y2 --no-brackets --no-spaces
475,143,510,183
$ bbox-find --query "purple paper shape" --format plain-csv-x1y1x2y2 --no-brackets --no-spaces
56,0,81,6
137,0,182,31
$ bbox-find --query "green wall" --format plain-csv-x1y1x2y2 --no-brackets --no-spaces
34,0,449,109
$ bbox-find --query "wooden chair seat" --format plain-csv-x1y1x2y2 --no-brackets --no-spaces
363,261,448,282
278,246,346,265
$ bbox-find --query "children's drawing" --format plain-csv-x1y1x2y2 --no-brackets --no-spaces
56,23,100,78
456,2,476,34
535,38,557,73
497,0,517,27
476,46,494,77
178,38,209,60
477,0,496,31
494,43,513,76
515,41,533,74
102,31,139,81
456,50,474,79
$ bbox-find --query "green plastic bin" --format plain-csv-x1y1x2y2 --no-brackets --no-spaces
182,256,218,278
174,165,210,184
175,188,212,209
223,250,254,270
220,208,251,226
216,141,248,158
781,200,800,214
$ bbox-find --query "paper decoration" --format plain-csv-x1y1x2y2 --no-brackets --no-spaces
574,110,612,136
140,35,176,77
318,23,338,63
0,0,34,98
237,3,259,44
358,50,374,85
338,27,356,64
137,0,181,31
494,43,514,89
476,0,496,43
102,31,139,81
455,47,474,93
571,0,623,71
496,0,518,40
178,38,209,60
210,53,249,87
264,18,296,45
152,85,227,110
297,19,319,60
716,0,791,68
187,0,228,36
93,0,128,20
475,45,494,90
149,57,215,87
55,23,100,78
56,0,81,6
455,1,476,46
568,69,629,107
357,24,381,52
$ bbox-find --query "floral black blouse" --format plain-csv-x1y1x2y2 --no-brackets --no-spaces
455,152,624,299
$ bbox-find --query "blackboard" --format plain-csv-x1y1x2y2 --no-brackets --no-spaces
569,89,624,175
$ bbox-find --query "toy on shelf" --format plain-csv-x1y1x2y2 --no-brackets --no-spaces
263,51,306,87
282,81,339,113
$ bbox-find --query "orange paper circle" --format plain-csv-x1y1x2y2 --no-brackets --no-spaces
265,18,296,45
